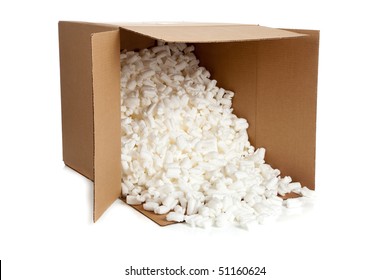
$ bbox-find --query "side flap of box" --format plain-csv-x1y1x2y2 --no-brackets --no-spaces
255,30,319,189
91,30,121,221
120,24,305,43
59,21,118,180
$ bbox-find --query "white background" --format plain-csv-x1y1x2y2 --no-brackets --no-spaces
1,0,389,279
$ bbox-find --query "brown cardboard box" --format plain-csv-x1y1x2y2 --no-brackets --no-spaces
58,21,319,224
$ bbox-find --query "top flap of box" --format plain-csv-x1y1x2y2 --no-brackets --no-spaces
120,24,304,43
91,30,122,222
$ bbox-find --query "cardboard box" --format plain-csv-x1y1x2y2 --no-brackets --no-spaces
58,21,319,224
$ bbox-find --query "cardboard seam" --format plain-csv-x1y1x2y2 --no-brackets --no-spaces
312,31,320,189
121,23,259,28
90,33,97,222
255,42,258,149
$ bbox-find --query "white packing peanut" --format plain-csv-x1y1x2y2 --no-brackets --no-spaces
126,195,142,205
143,201,159,211
300,187,316,198
287,182,302,192
121,183,129,196
166,212,185,222
154,205,170,215
162,196,178,210
284,198,303,208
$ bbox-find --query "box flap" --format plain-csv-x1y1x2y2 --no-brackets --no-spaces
91,30,121,221
120,24,304,43
59,21,118,180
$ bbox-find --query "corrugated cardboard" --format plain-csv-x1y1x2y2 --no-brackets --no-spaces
120,24,303,42
58,21,319,224
91,31,122,221
59,22,118,180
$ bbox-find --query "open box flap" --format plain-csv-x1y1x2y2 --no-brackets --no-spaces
91,30,122,222
120,24,305,43
59,21,118,180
